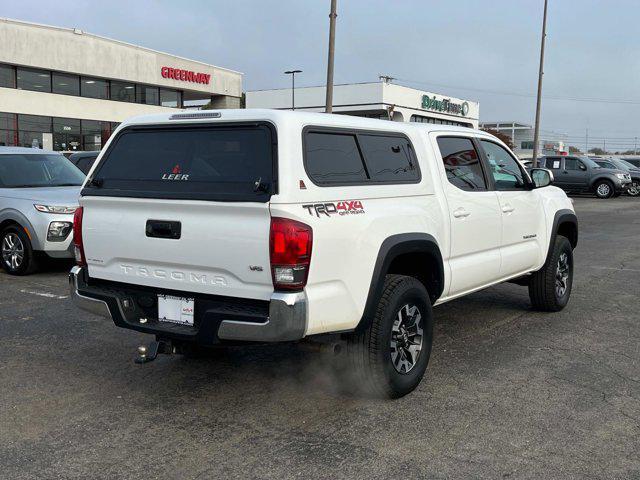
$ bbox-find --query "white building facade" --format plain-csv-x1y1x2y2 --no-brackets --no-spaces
247,81,479,128
0,18,242,151
480,121,568,158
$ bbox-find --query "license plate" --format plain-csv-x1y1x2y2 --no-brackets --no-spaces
157,294,195,326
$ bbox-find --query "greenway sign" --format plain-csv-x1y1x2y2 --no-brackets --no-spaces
421,95,469,117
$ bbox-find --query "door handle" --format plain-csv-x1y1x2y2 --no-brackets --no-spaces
146,219,181,239
453,208,471,218
502,204,515,214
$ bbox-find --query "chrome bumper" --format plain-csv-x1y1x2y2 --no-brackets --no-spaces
68,266,307,342
69,265,111,318
217,291,307,342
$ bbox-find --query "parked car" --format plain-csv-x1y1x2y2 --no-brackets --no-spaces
624,158,640,168
69,110,577,398
68,151,100,175
539,155,631,198
594,158,640,197
0,147,84,274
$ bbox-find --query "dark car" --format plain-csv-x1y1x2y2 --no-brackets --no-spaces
624,158,640,169
68,151,99,175
539,155,632,199
594,158,640,197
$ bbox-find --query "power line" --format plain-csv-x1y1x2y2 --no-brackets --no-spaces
394,77,640,105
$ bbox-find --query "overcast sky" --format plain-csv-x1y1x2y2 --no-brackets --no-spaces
4,0,640,150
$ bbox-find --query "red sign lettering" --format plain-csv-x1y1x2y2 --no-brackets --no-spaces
161,66,211,85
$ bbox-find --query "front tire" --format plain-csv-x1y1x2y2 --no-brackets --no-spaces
594,180,614,199
345,275,433,398
627,181,640,197
528,236,573,312
0,226,38,275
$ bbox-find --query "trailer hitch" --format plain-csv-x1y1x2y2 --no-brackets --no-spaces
135,340,175,364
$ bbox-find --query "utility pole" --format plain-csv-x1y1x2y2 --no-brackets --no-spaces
531,0,548,168
634,136,637,155
325,0,337,113
284,70,302,110
585,128,588,154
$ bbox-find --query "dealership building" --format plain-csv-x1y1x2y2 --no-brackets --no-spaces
246,80,480,128
0,18,242,151
480,121,568,158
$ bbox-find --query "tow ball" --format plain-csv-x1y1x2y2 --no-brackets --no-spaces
135,340,175,364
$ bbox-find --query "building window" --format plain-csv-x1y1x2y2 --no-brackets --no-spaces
110,81,136,103
81,77,109,99
0,64,16,88
17,114,52,149
16,67,51,93
136,85,160,105
0,112,18,146
160,88,181,108
52,72,80,96
410,114,471,128
521,141,534,149
81,120,112,151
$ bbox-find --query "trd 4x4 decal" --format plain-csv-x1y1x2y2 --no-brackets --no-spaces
303,200,365,217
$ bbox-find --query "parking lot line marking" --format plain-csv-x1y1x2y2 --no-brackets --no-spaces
19,289,68,300
588,266,640,273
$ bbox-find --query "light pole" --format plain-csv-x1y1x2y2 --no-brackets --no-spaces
284,70,302,110
531,0,548,168
325,0,337,113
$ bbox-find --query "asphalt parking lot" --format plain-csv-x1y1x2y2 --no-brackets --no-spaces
1,197,638,479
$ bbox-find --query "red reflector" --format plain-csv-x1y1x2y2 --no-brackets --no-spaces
73,206,86,266
269,217,312,290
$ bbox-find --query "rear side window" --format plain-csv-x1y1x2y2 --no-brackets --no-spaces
358,134,419,182
305,132,367,184
85,124,275,201
303,129,420,186
436,137,487,191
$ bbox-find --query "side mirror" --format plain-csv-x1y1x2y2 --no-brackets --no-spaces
579,164,587,171
530,168,554,188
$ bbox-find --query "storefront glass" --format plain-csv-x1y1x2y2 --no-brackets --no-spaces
17,114,51,149
160,89,181,107
53,117,82,151
137,85,160,105
0,112,17,146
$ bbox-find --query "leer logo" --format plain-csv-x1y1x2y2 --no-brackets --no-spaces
162,164,189,181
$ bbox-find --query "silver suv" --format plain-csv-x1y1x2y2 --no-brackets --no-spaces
0,147,84,275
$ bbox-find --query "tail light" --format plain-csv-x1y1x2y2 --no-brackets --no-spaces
269,217,312,291
73,207,86,266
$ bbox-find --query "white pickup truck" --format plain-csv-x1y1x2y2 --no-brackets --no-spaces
69,109,578,398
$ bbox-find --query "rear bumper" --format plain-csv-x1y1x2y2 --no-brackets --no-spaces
69,266,307,344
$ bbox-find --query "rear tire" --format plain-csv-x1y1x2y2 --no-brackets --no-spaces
1,226,38,275
528,236,573,312
345,275,433,398
594,180,614,199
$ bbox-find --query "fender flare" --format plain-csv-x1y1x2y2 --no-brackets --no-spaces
0,210,41,250
356,233,444,331
545,209,578,263
588,174,615,190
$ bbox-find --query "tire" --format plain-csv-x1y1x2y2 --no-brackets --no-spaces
528,235,573,312
0,225,38,275
594,179,614,199
627,181,640,197
345,274,433,398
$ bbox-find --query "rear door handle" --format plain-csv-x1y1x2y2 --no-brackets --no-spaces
453,208,471,218
502,204,515,214
146,220,181,239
